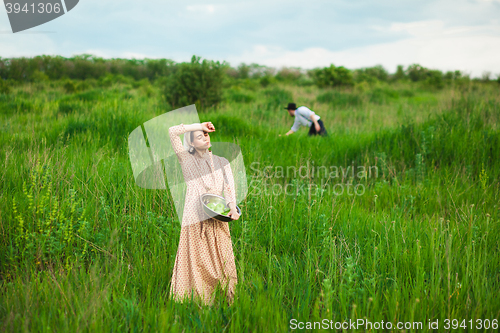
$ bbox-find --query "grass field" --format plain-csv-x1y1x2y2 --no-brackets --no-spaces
0,79,499,332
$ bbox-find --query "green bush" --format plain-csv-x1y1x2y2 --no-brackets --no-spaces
275,67,303,83
392,65,407,81
63,79,98,94
58,101,82,114
131,78,150,89
317,90,362,107
236,64,250,79
399,89,415,97
0,55,177,83
225,88,255,103
10,160,92,270
310,64,354,88
406,64,428,82
139,84,155,98
75,79,96,91
64,118,96,137
63,80,77,93
207,114,258,137
423,70,444,90
56,89,103,114
97,74,133,88
0,79,11,95
443,70,462,82
405,64,444,90
98,74,114,87
72,90,102,102
259,75,275,88
296,76,315,87
0,99,35,114
161,56,225,111
264,87,293,109
238,78,260,91
368,87,400,104
31,70,49,82
0,96,15,114
353,65,388,83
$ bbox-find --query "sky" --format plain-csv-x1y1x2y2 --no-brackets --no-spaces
1,0,500,77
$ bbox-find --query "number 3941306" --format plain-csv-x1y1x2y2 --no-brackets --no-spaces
443,319,498,330
5,2,62,14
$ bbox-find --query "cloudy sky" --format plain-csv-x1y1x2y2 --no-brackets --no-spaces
1,0,499,77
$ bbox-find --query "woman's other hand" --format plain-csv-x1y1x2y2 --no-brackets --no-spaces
227,202,240,220
228,207,240,220
201,122,215,132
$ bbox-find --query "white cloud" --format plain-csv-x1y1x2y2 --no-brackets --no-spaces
389,20,445,37
1,1,499,78
186,4,216,13
0,33,57,57
228,21,500,77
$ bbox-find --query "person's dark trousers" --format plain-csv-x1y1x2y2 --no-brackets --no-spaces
308,119,328,136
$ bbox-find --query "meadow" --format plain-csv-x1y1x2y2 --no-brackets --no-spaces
0,76,499,332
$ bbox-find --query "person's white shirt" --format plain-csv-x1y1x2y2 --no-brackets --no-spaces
291,106,320,132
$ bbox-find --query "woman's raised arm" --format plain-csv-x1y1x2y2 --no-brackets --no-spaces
169,124,190,157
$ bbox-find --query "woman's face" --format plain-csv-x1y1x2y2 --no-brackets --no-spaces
191,130,211,150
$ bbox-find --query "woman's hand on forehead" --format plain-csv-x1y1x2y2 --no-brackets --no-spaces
202,122,215,132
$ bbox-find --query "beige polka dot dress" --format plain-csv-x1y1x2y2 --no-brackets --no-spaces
168,124,238,305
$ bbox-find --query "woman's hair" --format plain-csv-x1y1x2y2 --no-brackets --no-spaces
188,130,208,155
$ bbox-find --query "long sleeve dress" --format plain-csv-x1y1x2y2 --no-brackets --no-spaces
168,124,238,305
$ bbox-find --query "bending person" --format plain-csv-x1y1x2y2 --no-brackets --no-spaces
280,103,328,136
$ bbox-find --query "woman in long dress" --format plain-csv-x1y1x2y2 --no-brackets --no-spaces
168,121,239,305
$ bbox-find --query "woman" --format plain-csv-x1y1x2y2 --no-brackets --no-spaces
168,121,240,306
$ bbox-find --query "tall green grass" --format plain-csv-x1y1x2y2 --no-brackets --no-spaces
1,81,499,332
